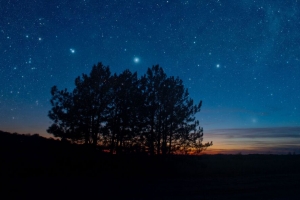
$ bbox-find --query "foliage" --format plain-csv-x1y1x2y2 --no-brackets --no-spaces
47,63,212,154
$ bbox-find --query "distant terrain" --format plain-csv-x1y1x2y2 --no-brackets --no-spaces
1,130,300,199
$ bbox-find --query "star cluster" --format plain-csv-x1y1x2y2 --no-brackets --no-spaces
1,0,300,153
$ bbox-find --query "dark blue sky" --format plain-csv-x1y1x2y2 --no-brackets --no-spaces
1,0,300,153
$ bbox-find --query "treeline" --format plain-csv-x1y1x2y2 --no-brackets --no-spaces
48,63,212,155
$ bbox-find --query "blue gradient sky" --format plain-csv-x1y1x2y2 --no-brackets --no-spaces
1,0,300,154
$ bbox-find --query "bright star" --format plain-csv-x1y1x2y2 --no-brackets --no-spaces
134,57,140,63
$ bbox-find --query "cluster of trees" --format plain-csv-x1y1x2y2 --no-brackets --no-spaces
47,63,212,155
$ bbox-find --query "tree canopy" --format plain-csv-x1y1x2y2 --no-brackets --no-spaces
47,63,212,155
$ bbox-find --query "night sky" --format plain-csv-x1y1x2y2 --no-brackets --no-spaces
1,0,300,154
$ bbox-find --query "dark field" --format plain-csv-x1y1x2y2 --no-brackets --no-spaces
1,131,300,199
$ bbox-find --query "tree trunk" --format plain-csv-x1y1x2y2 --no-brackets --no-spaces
169,122,173,155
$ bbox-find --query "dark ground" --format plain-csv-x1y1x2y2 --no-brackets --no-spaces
1,131,300,199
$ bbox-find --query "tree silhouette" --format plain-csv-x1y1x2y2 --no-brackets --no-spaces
140,65,166,155
72,63,112,146
47,63,212,154
107,69,144,154
141,65,211,155
47,86,76,141
48,63,112,146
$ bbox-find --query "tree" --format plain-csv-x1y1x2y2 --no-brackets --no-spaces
140,65,166,155
47,86,78,141
48,63,112,146
47,62,212,154
106,69,144,154
141,65,211,155
175,119,213,155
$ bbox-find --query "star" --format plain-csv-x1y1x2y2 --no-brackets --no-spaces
216,64,220,68
134,57,140,63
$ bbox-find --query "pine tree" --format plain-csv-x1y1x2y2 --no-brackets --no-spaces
48,63,112,146
48,62,212,154
107,70,143,154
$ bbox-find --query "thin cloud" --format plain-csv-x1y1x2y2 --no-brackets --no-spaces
206,127,300,139
205,127,300,154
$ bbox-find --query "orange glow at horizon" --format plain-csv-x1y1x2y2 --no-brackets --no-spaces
203,128,300,155
2,127,300,155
